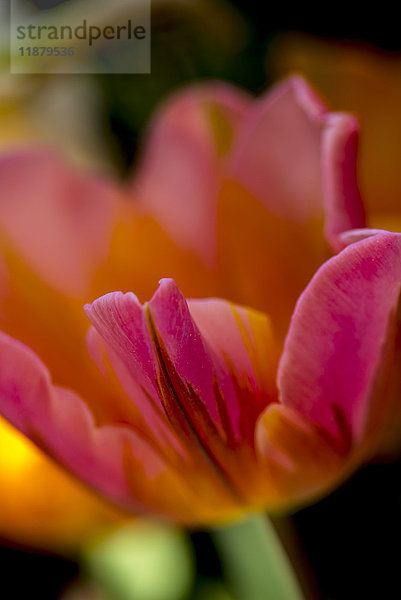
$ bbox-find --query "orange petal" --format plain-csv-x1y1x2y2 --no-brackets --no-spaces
217,179,330,340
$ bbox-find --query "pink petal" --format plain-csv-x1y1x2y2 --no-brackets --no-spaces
85,289,159,399
0,150,119,296
132,83,250,264
147,279,224,427
322,113,365,249
85,301,187,456
226,75,364,240
0,330,163,512
277,231,401,446
85,281,225,433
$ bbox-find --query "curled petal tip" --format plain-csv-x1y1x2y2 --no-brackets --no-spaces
287,73,328,118
158,277,177,289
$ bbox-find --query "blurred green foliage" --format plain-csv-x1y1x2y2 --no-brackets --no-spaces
84,522,194,600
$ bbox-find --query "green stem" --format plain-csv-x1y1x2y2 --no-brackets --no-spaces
211,514,309,600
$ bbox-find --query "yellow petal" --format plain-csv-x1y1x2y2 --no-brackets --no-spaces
0,416,123,552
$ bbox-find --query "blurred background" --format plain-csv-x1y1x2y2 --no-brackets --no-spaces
2,1,401,598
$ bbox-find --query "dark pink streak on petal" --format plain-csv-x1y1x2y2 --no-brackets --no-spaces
188,298,277,445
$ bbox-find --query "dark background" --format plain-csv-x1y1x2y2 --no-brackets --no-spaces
2,2,401,598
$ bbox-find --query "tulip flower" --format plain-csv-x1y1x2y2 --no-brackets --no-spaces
1,228,400,522
0,75,365,528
